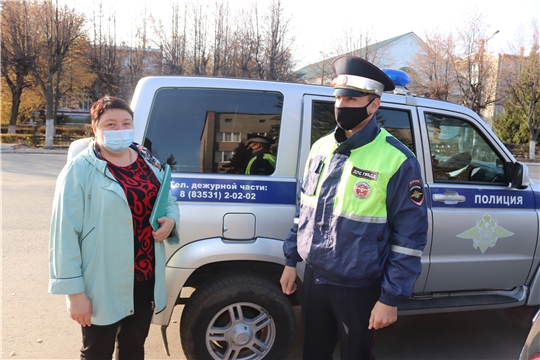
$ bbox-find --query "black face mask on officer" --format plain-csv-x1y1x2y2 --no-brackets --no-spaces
334,98,376,131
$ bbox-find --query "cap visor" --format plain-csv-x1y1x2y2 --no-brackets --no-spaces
333,88,368,97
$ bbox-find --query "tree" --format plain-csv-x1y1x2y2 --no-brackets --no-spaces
27,0,85,148
232,4,261,79
120,5,150,99
493,104,532,144
408,31,457,101
55,38,95,112
87,1,121,98
453,11,500,118
235,0,295,81
263,0,295,81
188,2,209,75
210,1,232,76
307,25,392,86
1,0,38,133
495,21,540,160
151,2,187,75
330,26,391,67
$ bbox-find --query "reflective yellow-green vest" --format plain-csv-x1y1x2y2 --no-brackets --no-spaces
301,128,407,222
245,153,276,175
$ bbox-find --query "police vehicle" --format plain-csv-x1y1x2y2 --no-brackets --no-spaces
69,71,539,360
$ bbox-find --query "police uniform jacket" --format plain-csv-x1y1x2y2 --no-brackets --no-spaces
283,117,428,307
245,149,276,175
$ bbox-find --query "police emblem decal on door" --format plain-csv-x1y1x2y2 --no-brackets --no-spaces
456,214,514,254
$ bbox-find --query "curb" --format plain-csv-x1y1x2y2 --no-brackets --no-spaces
1,145,68,154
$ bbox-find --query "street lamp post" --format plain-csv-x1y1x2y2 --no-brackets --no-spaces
480,30,500,62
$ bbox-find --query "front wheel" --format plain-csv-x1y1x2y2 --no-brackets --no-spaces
180,274,295,360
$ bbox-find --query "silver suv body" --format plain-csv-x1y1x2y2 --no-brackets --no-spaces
71,76,540,359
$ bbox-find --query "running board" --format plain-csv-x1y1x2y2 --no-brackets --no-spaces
398,286,528,315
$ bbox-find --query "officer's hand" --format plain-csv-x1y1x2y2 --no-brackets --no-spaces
280,266,298,295
368,301,397,330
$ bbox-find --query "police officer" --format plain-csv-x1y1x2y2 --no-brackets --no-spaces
280,56,428,360
245,134,276,175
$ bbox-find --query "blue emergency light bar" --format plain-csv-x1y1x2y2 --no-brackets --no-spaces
382,68,411,87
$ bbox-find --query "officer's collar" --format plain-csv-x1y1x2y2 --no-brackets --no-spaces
250,148,269,156
334,115,380,154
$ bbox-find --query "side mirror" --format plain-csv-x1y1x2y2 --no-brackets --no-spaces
511,162,530,189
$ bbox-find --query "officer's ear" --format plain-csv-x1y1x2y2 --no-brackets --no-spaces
370,96,381,112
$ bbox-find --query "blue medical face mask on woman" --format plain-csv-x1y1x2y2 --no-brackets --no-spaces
101,129,134,153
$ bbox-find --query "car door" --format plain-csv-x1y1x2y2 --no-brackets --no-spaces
419,108,537,292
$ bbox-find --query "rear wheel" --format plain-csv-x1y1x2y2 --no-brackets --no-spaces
180,274,295,360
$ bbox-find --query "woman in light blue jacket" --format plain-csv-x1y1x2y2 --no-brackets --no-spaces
49,96,179,360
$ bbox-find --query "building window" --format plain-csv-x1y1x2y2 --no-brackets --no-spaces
216,132,241,142
215,151,234,163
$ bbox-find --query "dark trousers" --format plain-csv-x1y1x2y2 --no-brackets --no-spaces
301,266,381,360
80,280,154,360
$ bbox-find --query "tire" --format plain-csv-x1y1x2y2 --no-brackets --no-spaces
180,274,295,360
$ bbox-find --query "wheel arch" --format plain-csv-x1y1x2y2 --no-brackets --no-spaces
154,238,303,326
171,236,304,307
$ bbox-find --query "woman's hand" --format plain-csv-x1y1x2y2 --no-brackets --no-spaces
152,217,176,242
67,292,92,327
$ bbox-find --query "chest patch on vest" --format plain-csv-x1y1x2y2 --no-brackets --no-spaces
351,167,378,181
409,179,424,206
353,182,371,199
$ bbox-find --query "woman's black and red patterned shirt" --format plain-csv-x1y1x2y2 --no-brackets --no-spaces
107,155,160,282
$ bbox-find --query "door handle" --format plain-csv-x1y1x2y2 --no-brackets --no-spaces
432,191,466,204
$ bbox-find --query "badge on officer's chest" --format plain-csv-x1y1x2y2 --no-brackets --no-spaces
353,182,371,199
351,166,378,181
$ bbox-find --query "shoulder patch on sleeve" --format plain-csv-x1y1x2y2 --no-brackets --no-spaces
409,178,424,206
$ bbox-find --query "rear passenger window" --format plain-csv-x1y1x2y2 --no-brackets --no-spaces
143,88,283,174
310,102,416,155
376,108,415,154
425,113,507,184
311,101,336,146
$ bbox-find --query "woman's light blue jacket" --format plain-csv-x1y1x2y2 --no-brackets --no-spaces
48,141,179,326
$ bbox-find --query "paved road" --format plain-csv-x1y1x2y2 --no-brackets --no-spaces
1,151,532,359
527,162,540,183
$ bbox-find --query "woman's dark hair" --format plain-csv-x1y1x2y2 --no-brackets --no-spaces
90,96,134,125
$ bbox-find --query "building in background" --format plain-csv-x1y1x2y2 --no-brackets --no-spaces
295,32,426,85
